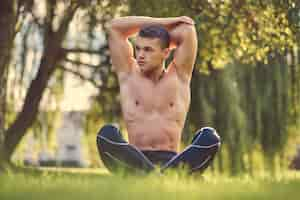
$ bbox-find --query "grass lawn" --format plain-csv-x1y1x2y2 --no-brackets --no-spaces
1,167,300,200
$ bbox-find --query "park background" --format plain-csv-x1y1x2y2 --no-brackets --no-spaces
1,0,300,179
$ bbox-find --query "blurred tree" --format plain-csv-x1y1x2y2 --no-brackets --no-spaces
0,0,18,168
0,0,124,167
3,0,81,165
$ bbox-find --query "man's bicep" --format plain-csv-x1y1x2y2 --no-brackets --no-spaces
173,27,198,80
108,32,135,73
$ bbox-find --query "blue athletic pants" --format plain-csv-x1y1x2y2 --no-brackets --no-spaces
96,124,221,174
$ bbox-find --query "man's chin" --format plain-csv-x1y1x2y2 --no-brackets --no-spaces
140,66,149,72
140,65,156,74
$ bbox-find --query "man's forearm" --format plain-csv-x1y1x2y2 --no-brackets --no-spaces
108,16,181,38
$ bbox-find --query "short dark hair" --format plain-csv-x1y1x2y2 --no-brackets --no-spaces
138,25,170,49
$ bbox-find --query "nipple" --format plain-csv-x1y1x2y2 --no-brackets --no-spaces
169,102,174,107
135,100,139,106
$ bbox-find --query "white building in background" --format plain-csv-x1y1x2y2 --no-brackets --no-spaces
56,111,86,167
23,110,89,167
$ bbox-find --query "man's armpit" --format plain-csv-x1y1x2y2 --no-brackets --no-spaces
171,60,192,83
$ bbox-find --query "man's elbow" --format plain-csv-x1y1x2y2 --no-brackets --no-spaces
182,24,196,37
107,24,121,43
107,20,117,32
107,19,127,39
170,23,196,44
174,23,196,41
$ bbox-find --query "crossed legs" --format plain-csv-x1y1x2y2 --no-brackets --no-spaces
96,124,221,174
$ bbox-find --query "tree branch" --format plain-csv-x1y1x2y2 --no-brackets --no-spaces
61,43,109,55
55,2,81,37
62,48,102,55
58,65,118,91
63,58,100,68
58,65,102,89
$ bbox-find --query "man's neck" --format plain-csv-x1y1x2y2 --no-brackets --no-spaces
145,66,165,83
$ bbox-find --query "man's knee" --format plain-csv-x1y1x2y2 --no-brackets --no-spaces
96,124,126,144
97,124,118,137
192,127,221,147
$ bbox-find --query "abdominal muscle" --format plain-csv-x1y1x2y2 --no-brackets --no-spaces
124,110,184,152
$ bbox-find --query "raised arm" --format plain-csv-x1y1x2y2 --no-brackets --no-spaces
107,16,194,75
169,17,198,82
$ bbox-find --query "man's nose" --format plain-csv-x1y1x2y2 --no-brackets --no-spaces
137,51,145,59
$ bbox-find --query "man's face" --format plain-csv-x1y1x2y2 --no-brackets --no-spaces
135,36,169,73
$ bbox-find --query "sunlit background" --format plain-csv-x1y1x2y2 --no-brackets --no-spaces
1,0,300,177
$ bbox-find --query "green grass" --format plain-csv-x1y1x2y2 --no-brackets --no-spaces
1,167,300,200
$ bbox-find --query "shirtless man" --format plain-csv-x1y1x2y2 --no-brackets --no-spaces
96,16,220,174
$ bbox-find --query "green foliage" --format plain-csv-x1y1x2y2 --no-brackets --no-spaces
127,0,295,71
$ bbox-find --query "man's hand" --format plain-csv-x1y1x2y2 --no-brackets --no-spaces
164,16,195,30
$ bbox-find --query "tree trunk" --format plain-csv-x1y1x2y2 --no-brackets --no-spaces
3,3,80,161
4,44,60,160
0,0,17,168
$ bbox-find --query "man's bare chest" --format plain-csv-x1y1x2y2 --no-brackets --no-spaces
119,71,190,120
